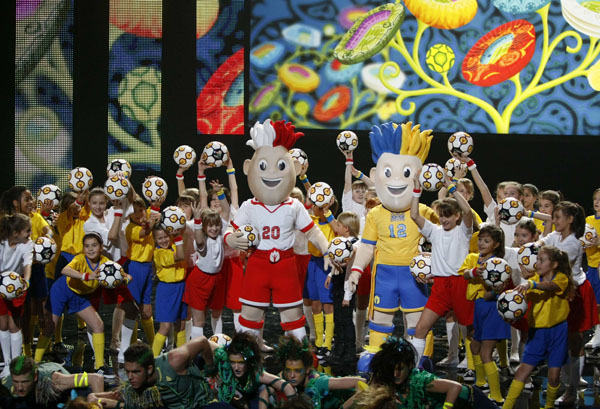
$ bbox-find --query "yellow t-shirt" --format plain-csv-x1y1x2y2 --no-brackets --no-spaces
307,215,336,257
126,223,154,263
458,253,486,300
65,254,108,295
154,246,186,283
585,215,600,268
57,207,90,255
527,272,570,328
468,210,483,254
362,204,438,266
29,212,49,241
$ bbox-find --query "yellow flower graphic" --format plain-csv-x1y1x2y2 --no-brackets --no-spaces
404,0,478,29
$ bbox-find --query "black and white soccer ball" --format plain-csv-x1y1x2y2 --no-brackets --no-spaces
104,175,130,200
142,177,168,202
201,141,229,168
68,167,93,192
497,289,528,321
444,158,467,179
498,197,524,225
447,131,473,155
235,224,260,248
482,257,512,291
419,163,444,192
106,159,132,179
309,182,334,208
173,145,197,168
336,131,358,152
517,243,539,271
33,237,57,265
0,271,26,300
328,237,354,264
418,236,432,253
37,184,62,208
209,333,232,347
410,254,432,281
97,261,125,289
161,206,187,233
580,224,598,248
289,148,308,167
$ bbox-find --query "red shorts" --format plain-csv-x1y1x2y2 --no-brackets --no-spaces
183,266,225,311
240,249,302,308
295,254,311,291
357,265,372,296
0,293,27,317
102,285,135,305
568,280,599,333
426,276,474,326
223,256,244,310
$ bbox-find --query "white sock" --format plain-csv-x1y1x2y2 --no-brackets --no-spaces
211,316,223,335
569,356,580,393
10,331,22,359
355,309,368,348
191,326,204,339
119,319,135,363
287,326,307,341
87,330,95,354
0,330,11,365
303,304,315,340
446,321,458,358
593,324,600,347
233,313,241,332
411,337,426,363
185,319,192,341
167,326,174,350
579,355,585,379
510,326,520,356
458,324,468,348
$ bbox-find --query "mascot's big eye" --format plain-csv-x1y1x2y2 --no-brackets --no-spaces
277,160,286,171
258,160,267,171
403,167,411,178
384,167,392,178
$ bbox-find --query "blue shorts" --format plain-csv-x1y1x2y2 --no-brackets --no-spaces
27,263,49,299
473,298,511,341
49,276,92,316
522,321,568,368
155,281,188,323
586,267,600,304
373,264,428,312
303,256,333,304
127,261,153,305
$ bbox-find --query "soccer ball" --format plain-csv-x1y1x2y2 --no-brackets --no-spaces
161,206,187,233
418,236,432,253
0,271,26,300
580,224,598,248
142,177,168,202
444,158,467,179
328,237,354,264
37,184,62,208
33,237,57,265
482,257,512,291
106,159,132,179
447,131,474,155
426,44,456,74
104,175,130,200
173,145,197,168
209,333,232,347
498,197,524,225
201,141,229,168
235,224,261,248
68,167,93,192
497,289,528,321
289,148,309,170
308,182,334,208
419,163,444,192
410,254,432,281
336,131,358,152
97,261,125,289
517,243,539,271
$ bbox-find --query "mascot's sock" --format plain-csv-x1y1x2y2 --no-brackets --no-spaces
92,333,105,369
324,313,334,350
152,333,167,357
502,380,524,409
313,313,324,348
368,322,394,352
141,318,155,344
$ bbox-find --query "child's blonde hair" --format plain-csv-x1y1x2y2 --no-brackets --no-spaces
290,187,304,203
457,178,474,201
352,180,368,191
182,188,200,202
337,211,360,237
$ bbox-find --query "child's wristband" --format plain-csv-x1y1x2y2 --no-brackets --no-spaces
351,267,363,275
114,211,123,217
327,272,333,278
226,168,235,175
324,210,334,223
528,210,535,218
443,402,454,409
173,236,184,246
193,218,203,230
412,188,422,198
471,267,478,278
82,273,89,281
528,279,537,289
75,200,84,206
41,211,51,217
343,291,353,301
217,189,226,200
175,173,184,180
299,175,309,184
466,159,476,170
356,171,363,180
447,184,457,194
150,206,161,214
345,159,354,165
197,174,206,181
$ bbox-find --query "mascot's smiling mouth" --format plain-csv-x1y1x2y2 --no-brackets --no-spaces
261,177,282,188
386,184,407,196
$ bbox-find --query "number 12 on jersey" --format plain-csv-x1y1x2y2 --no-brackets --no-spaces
388,223,407,238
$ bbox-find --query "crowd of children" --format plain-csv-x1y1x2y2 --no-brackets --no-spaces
1,136,600,409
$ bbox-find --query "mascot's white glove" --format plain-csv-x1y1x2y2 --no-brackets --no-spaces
348,268,362,293
225,230,249,251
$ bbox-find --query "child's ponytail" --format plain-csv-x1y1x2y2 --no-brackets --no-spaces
555,201,585,238
540,245,575,299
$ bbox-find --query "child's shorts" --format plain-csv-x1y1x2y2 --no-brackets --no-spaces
425,275,474,326
567,280,599,332
303,256,332,304
49,276,101,316
522,321,568,368
472,298,511,341
357,265,371,297
0,293,26,317
155,281,187,323
586,266,600,304
127,260,153,305
183,266,225,311
372,264,428,312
